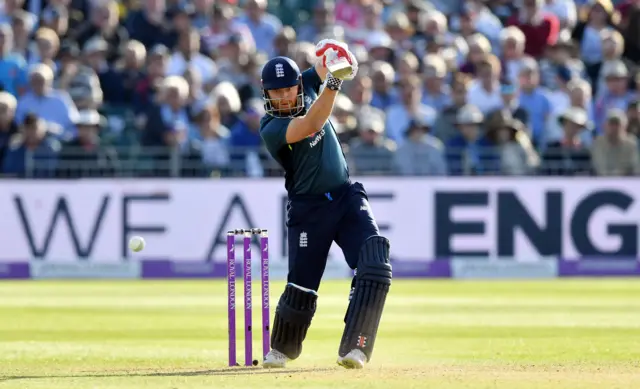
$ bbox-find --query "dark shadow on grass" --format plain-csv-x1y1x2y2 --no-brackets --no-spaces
0,367,338,381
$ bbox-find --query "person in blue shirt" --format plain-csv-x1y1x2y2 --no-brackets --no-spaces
259,40,391,370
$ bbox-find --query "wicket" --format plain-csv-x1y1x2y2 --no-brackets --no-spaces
226,228,270,367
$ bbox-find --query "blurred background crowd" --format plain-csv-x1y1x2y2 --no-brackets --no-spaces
0,0,639,178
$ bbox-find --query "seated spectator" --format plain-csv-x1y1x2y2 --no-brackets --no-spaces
0,91,18,167
39,2,70,40
200,4,256,59
348,111,397,176
211,81,243,129
83,38,122,106
459,33,492,76
2,113,60,177
167,28,217,87
11,11,35,61
56,41,103,111
56,110,119,178
466,53,503,115
72,0,128,63
125,0,175,49
593,60,635,133
626,99,640,140
421,54,451,112
539,37,586,91
369,61,398,111
394,117,447,176
133,44,168,115
297,1,337,44
496,80,529,128
331,94,358,144
433,72,471,142
540,107,593,175
385,74,436,145
192,100,231,177
591,108,640,175
446,104,499,175
30,27,60,71
517,58,552,147
229,98,267,177
0,24,28,96
507,0,560,58
499,26,529,85
235,0,282,57
486,111,540,175
0,0,37,34
111,40,146,106
16,64,78,139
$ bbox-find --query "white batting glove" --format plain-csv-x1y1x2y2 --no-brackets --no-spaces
315,39,359,80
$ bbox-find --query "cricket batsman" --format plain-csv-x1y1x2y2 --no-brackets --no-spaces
259,39,392,369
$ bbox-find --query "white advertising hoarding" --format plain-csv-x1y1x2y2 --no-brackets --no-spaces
0,178,638,263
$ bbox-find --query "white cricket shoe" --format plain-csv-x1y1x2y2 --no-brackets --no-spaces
263,349,288,368
337,349,366,369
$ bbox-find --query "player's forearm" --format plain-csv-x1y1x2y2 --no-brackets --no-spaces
286,87,338,143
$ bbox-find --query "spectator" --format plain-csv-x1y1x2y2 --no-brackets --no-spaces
298,1,337,44
11,11,35,60
486,111,539,175
460,33,492,75
56,110,119,178
540,107,593,175
167,28,217,87
446,104,498,175
545,66,576,143
192,99,231,177
369,60,398,111
191,0,213,29
2,113,60,177
591,108,640,175
112,40,146,106
236,0,282,57
211,81,243,129
273,26,296,58
84,38,122,106
434,72,471,142
30,27,59,71
200,4,255,58
466,53,503,114
420,54,451,111
507,0,560,58
133,44,168,115
593,60,635,132
499,26,529,85
594,29,630,95
495,80,529,129
516,57,552,146
0,0,37,33
0,24,28,96
539,36,586,90
16,64,78,138
56,41,103,111
142,75,193,149
0,92,18,167
394,117,447,176
349,110,397,176
385,74,437,145
331,94,358,144
125,0,175,49
626,99,640,139
229,98,267,177
572,0,619,75
72,0,128,63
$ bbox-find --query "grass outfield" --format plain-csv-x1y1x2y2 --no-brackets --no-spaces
0,279,639,389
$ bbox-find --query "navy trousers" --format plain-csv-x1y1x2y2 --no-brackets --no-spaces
286,181,380,291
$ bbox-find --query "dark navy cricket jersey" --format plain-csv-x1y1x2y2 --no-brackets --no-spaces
260,67,349,196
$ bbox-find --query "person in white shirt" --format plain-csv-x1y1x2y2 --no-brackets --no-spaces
166,28,217,87
466,53,503,114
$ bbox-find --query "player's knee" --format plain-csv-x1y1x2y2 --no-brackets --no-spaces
357,235,392,284
272,283,318,360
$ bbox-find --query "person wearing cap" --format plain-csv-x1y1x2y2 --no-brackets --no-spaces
446,104,498,175
348,110,397,175
55,109,120,178
540,106,592,175
394,115,447,176
591,108,640,175
593,59,635,133
485,110,540,175
517,57,552,147
1,113,60,178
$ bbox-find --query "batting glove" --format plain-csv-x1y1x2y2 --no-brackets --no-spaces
315,39,359,81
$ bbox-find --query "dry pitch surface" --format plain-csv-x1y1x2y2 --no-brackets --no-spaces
0,279,639,389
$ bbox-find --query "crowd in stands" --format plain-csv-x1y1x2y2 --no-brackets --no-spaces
0,0,639,178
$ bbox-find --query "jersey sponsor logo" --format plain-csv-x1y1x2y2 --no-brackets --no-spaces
308,129,325,148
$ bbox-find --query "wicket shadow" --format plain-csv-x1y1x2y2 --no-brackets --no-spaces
0,367,337,382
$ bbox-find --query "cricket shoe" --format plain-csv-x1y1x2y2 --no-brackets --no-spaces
337,349,366,369
263,349,288,368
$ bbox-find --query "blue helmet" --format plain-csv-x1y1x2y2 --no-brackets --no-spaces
261,56,305,118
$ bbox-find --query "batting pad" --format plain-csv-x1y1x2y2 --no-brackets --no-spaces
339,236,392,361
271,283,318,360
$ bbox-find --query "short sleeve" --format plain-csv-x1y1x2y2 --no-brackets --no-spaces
302,67,323,95
260,117,292,154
